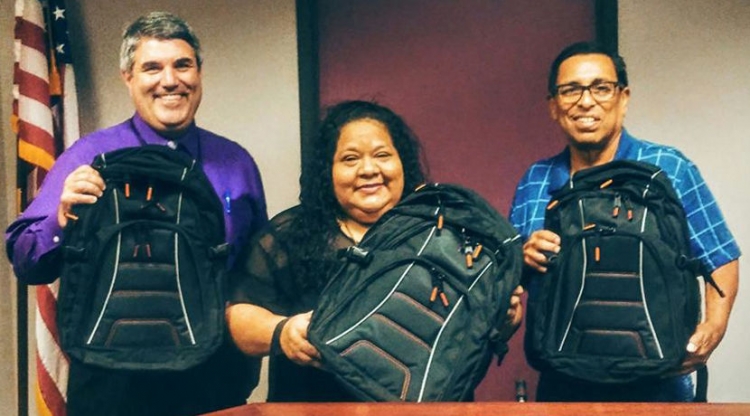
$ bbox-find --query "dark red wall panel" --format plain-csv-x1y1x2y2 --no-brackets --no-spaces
317,0,596,401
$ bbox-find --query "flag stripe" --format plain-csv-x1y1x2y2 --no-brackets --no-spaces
18,95,54,136
18,45,51,84
35,376,54,416
14,0,45,26
35,297,69,397
14,17,47,55
36,285,61,344
14,1,79,415
15,66,49,104
63,66,79,147
35,354,66,416
18,140,56,172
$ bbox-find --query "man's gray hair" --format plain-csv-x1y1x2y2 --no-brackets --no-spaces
120,11,203,74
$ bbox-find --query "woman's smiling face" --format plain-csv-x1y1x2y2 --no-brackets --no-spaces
332,118,405,226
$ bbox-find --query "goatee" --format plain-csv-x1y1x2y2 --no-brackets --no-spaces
570,139,607,152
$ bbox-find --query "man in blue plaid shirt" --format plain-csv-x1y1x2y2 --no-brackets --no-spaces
509,41,740,402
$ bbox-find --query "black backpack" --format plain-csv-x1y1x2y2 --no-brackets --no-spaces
525,160,707,383
308,183,522,401
58,145,228,371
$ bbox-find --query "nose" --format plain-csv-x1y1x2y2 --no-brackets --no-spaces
161,66,178,88
359,156,379,176
576,88,596,108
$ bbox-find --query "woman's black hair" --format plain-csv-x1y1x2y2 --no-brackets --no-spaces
300,100,428,219
287,100,429,291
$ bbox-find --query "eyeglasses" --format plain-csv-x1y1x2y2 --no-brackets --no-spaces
554,81,621,104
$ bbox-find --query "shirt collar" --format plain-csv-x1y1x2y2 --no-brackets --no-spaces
548,147,572,193
548,127,633,194
613,128,635,160
131,113,201,159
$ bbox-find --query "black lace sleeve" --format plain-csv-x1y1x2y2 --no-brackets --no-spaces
228,205,356,315
228,207,300,314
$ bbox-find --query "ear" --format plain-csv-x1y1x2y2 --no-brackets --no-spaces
548,97,560,121
618,86,631,116
120,71,135,98
120,70,132,85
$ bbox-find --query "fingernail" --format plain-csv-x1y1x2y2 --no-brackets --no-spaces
687,342,698,353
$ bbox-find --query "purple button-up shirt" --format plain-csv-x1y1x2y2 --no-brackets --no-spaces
6,114,268,284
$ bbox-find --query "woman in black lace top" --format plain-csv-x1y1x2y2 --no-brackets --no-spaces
226,100,430,401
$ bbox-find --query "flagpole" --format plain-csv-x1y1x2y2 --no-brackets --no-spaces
17,275,28,416
15,161,29,416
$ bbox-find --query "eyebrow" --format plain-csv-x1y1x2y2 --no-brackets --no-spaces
336,141,394,154
138,56,195,69
174,57,196,66
139,60,161,70
558,78,616,86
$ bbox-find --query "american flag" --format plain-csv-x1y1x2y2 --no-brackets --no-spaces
13,0,80,415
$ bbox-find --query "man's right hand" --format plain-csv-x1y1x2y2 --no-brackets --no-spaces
57,165,105,228
522,230,561,273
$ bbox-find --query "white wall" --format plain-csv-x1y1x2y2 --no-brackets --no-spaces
620,0,750,402
2,1,26,413
0,1,300,414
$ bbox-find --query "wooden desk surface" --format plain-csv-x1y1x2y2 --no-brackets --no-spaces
205,402,750,416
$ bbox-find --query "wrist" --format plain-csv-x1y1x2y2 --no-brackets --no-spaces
270,317,290,356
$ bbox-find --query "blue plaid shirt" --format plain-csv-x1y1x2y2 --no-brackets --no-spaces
509,129,740,275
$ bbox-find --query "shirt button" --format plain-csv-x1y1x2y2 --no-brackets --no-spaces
167,141,177,150
53,236,60,244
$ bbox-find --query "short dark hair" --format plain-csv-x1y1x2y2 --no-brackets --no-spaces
547,41,628,97
120,11,202,74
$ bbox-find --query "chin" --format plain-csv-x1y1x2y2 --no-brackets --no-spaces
350,205,391,223
159,120,191,131
570,135,609,152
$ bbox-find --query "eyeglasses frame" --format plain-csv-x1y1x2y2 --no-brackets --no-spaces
553,80,623,106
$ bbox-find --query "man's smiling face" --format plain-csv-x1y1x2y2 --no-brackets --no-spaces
548,53,630,152
122,37,203,137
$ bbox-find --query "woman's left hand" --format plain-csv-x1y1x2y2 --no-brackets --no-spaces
280,311,323,368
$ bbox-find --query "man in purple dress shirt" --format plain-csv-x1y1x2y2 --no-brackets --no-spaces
5,12,268,416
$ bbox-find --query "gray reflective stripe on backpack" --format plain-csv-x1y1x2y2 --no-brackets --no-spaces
557,238,588,352
639,238,663,358
639,173,664,359
325,226,439,345
175,184,197,345
557,199,587,351
86,187,123,345
417,261,492,402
